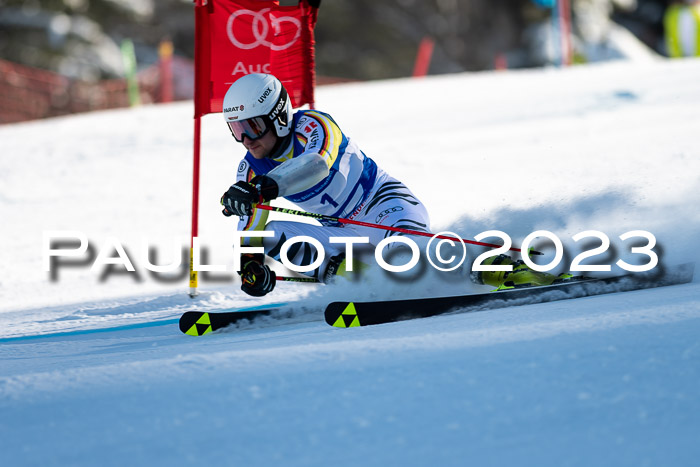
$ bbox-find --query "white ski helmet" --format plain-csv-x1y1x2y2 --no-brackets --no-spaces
222,73,293,141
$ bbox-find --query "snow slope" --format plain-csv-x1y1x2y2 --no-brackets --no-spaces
1,58,700,466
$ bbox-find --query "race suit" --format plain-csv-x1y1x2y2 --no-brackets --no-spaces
235,109,430,280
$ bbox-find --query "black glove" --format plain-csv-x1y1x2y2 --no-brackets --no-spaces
221,181,259,217
239,254,276,297
221,176,279,217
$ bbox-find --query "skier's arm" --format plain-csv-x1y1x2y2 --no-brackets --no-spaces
219,161,276,297
264,111,342,196
265,152,329,197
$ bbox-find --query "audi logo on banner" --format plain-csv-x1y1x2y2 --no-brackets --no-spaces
227,8,302,51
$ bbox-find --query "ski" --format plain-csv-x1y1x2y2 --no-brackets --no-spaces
324,263,695,328
179,307,279,336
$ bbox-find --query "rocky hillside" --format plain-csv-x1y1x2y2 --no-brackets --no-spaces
0,0,670,82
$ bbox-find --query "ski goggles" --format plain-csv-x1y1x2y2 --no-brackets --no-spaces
227,116,270,143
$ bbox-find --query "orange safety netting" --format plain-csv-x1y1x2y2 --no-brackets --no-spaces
0,57,193,124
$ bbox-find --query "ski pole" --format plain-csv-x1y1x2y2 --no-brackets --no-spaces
254,204,542,256
276,275,318,283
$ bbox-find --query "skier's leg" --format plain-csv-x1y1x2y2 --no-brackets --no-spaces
351,174,431,246
343,175,432,280
260,221,356,282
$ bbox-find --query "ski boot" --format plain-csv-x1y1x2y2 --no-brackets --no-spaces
471,254,574,290
322,253,369,283
322,253,348,283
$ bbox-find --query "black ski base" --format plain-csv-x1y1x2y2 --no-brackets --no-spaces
325,263,695,328
179,308,274,336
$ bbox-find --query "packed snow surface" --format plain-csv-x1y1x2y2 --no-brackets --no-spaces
1,58,700,466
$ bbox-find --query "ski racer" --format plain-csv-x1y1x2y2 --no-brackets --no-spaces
220,73,568,297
